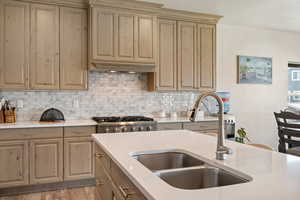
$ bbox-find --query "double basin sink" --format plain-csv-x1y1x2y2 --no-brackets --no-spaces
132,151,251,190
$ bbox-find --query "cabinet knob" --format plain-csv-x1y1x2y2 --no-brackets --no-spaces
96,179,104,186
95,153,104,159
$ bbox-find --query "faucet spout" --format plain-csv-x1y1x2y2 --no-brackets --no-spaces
189,92,233,160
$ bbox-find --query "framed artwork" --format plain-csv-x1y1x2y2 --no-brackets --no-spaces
237,55,272,84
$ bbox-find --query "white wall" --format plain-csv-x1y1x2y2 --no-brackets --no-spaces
217,24,300,148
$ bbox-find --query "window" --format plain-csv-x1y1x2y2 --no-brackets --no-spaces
288,64,300,106
292,71,300,81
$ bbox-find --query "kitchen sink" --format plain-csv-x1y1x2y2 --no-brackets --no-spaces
156,167,250,190
132,150,252,190
132,152,205,171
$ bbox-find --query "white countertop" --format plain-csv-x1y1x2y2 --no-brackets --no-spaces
93,130,300,200
0,120,97,129
154,114,235,123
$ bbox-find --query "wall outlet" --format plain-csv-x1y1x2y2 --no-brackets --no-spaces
73,99,79,108
17,100,24,108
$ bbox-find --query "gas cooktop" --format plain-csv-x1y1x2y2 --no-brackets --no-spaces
92,116,154,123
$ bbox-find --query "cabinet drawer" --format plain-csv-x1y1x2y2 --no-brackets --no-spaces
183,121,218,131
64,126,96,137
95,144,111,173
0,128,63,141
157,123,182,131
111,162,146,200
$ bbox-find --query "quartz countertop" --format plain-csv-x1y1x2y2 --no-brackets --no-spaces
0,120,97,129
93,130,300,200
154,114,235,123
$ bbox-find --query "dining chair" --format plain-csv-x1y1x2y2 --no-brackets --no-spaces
274,111,300,156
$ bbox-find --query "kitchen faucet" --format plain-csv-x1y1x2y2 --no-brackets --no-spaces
189,92,233,160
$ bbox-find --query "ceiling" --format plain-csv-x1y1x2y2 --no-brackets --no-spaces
144,0,300,33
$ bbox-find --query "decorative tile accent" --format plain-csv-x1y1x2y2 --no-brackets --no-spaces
0,72,217,121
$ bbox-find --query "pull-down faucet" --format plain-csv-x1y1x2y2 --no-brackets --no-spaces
189,92,233,160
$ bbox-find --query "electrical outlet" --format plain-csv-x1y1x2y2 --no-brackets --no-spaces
17,100,24,108
73,99,79,108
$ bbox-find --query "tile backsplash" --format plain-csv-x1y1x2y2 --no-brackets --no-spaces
0,71,217,121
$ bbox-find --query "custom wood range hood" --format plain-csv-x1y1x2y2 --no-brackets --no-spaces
88,0,163,73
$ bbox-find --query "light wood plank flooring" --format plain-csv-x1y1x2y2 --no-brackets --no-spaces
0,187,101,200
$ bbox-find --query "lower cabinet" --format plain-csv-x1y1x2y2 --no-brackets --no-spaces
64,137,94,181
95,144,147,200
0,126,96,189
0,141,29,188
29,139,63,184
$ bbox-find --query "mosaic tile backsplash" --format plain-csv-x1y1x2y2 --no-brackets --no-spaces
0,71,217,121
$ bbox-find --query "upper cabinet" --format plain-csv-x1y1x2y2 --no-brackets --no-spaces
177,21,198,91
89,1,158,71
30,4,60,90
0,0,88,91
148,8,220,92
0,0,30,90
197,24,216,91
60,7,88,90
156,19,177,91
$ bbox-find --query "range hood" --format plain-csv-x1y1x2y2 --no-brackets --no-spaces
89,63,156,73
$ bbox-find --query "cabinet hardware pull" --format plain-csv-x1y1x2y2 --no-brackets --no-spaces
119,186,135,199
95,179,104,186
95,153,104,158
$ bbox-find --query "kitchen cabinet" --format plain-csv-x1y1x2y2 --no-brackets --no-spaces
95,144,147,200
177,21,198,91
0,126,97,190
64,126,96,181
29,138,63,184
30,4,60,90
64,137,94,181
60,7,88,90
0,0,30,90
0,1,88,91
0,141,29,188
156,19,177,91
197,24,216,90
95,158,113,200
90,6,157,67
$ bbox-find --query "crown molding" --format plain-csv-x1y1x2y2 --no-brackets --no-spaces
15,0,89,8
158,8,223,24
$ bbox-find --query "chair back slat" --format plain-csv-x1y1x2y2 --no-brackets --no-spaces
274,111,300,152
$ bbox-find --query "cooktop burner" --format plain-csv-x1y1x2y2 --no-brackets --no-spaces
92,116,154,123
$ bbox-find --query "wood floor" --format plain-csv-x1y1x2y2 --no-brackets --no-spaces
0,187,101,200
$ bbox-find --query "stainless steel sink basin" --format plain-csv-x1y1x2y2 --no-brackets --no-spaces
157,167,250,190
132,152,205,171
132,150,252,190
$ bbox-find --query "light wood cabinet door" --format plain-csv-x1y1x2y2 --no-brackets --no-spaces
135,15,156,63
95,162,113,200
91,7,116,61
0,141,29,188
30,4,59,90
197,24,216,90
177,21,198,91
0,0,29,90
157,19,177,91
60,7,88,90
29,139,63,184
116,12,135,61
64,137,94,181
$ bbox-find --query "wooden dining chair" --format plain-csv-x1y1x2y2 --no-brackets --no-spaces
274,111,300,156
